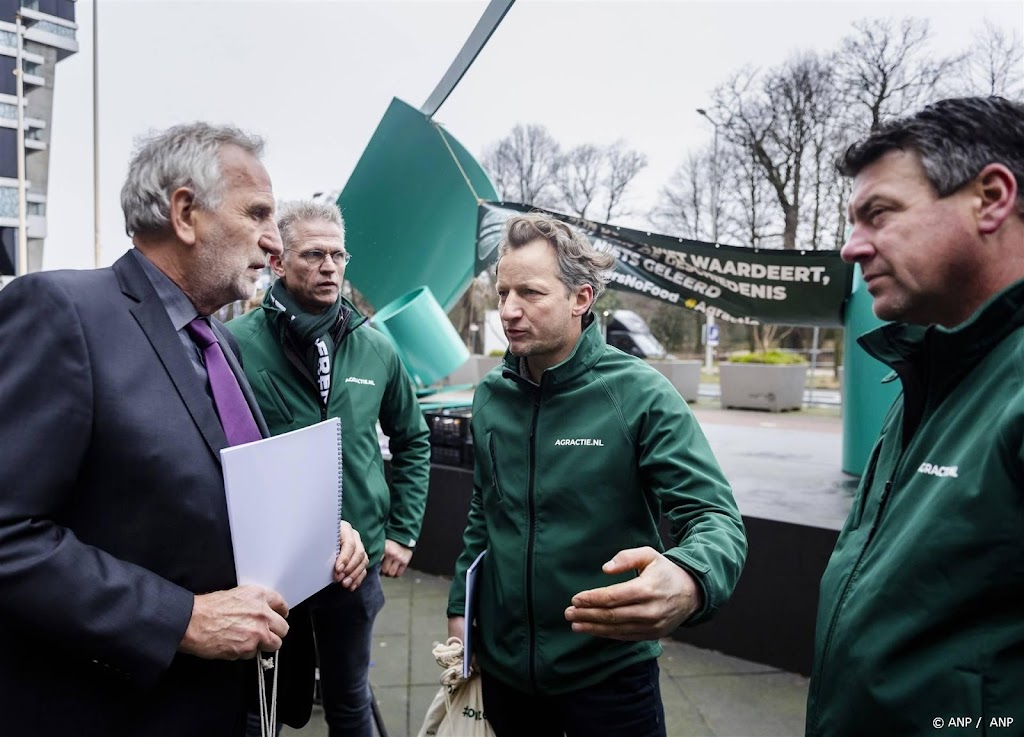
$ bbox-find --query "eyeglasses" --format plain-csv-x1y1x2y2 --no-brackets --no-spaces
287,249,352,266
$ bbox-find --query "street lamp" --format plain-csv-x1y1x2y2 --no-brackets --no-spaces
695,108,721,243
696,108,722,373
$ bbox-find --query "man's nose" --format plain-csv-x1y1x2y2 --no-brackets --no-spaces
261,224,283,257
500,296,521,320
840,224,871,264
319,255,341,274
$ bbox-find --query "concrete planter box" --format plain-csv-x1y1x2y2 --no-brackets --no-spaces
443,355,504,385
648,359,701,402
443,356,479,385
475,355,503,380
719,363,808,412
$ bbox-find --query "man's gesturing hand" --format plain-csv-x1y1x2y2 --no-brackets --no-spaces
334,520,369,590
564,546,704,641
180,585,289,660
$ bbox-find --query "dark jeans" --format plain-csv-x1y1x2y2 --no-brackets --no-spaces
312,565,386,737
244,565,385,737
481,659,667,737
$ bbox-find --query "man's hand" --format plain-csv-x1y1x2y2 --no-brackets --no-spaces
447,615,479,672
179,585,289,660
381,539,414,578
447,615,466,643
334,520,369,591
563,546,704,641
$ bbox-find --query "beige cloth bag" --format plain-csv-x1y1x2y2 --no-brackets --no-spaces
416,637,494,737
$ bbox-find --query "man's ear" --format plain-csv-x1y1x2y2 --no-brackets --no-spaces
270,253,287,279
572,284,594,317
169,187,198,246
974,163,1018,236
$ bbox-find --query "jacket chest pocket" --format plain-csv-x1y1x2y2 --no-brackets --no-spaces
258,369,295,426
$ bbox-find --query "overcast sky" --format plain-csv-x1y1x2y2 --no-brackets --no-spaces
44,0,1023,270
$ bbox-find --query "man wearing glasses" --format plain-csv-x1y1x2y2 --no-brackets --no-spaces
228,200,430,737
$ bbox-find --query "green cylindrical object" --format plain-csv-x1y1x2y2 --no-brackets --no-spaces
371,286,470,388
841,268,900,475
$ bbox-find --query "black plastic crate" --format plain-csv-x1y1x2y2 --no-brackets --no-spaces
430,444,464,467
429,437,475,469
424,407,472,447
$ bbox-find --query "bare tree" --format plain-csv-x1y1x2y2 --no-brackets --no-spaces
804,73,847,250
480,124,562,207
555,144,603,219
447,272,498,353
835,18,963,133
723,142,777,249
653,126,778,248
963,19,1024,98
554,140,648,221
602,141,648,221
650,149,713,240
713,53,836,249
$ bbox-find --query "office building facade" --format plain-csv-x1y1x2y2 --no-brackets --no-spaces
0,0,77,276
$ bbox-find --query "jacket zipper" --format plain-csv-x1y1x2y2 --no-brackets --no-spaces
809,453,900,723
813,359,930,724
526,388,541,691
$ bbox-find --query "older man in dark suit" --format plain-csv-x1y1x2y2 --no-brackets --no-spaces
0,122,368,736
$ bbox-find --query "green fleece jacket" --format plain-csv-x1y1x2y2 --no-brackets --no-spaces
447,315,746,695
226,297,430,567
807,279,1024,737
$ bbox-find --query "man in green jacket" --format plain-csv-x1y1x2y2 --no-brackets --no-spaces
807,97,1024,736
228,200,430,737
447,213,746,737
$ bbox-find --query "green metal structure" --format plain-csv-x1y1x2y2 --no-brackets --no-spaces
338,98,498,312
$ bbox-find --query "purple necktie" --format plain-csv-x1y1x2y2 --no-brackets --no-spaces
186,318,262,446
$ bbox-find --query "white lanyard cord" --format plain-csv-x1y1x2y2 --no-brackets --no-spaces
256,651,279,737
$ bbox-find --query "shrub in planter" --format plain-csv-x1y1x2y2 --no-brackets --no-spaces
720,351,808,411
727,351,807,365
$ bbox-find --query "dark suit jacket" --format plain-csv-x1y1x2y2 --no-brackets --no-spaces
0,252,314,736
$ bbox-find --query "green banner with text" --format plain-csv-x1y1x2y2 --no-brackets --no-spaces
476,202,853,326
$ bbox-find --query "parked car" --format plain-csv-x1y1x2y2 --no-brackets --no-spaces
603,309,666,359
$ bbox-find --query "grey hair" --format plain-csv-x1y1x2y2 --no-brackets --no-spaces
839,96,1024,215
120,122,265,237
497,213,615,300
277,199,346,251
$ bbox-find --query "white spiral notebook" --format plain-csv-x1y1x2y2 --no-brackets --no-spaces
221,417,342,607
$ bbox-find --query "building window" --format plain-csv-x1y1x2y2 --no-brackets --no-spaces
26,200,44,216
56,0,77,23
0,103,16,121
0,56,15,96
23,61,40,76
0,126,17,178
0,186,17,218
29,20,75,39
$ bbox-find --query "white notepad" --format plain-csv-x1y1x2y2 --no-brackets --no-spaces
221,417,342,607
464,549,487,678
